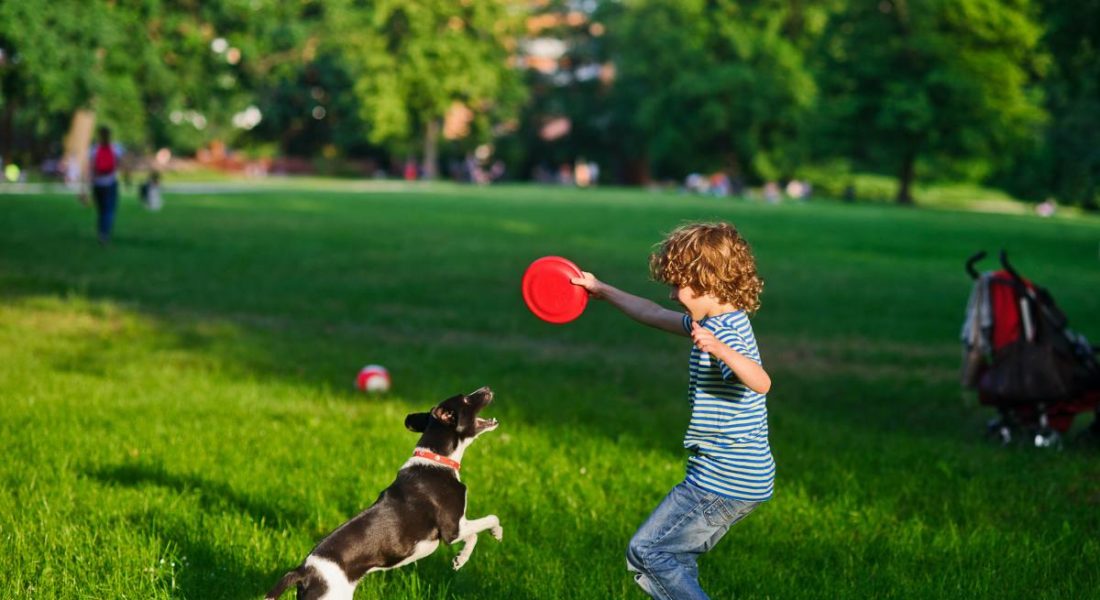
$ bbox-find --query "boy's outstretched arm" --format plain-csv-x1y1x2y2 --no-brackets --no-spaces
571,271,686,336
691,322,772,394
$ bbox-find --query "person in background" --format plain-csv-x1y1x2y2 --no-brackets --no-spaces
140,170,163,211
84,126,123,244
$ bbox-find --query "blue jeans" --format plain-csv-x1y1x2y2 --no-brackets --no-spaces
627,480,758,600
92,182,118,241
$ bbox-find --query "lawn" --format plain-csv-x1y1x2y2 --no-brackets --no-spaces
1,182,1098,599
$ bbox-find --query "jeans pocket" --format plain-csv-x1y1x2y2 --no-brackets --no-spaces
703,498,755,528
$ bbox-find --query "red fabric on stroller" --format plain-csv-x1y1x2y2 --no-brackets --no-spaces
989,271,1025,351
979,270,1099,432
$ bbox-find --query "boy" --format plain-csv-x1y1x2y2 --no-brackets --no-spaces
571,222,773,600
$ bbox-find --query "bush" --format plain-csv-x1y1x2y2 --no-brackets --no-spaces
799,164,897,202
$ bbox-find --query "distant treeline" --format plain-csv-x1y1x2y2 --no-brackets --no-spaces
1,1,1095,206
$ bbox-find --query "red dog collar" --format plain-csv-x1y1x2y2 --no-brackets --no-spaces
413,449,461,471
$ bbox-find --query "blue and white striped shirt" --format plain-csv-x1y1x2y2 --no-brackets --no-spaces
681,312,774,501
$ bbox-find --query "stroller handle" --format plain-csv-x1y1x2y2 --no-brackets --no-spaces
965,251,987,280
999,250,1024,282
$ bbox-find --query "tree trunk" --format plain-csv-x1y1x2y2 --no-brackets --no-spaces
721,152,742,179
62,109,97,184
896,151,916,205
1,102,14,160
422,119,440,180
721,151,746,195
622,156,650,186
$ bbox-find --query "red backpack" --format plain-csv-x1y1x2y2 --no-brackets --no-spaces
94,144,116,176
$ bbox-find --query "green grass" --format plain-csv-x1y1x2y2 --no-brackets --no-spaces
1,182,1099,599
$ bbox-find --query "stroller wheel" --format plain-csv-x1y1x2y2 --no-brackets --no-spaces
1033,428,1062,449
986,418,1013,445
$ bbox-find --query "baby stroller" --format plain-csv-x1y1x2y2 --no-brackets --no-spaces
960,250,1100,447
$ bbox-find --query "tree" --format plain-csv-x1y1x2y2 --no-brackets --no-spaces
605,0,816,183
0,0,148,159
324,0,526,179
250,51,379,161
0,0,296,160
1036,0,1099,208
815,0,1046,203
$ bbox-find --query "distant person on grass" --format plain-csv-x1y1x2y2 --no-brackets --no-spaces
571,222,774,600
140,170,163,211
82,126,123,244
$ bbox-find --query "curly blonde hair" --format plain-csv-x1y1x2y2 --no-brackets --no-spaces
649,222,763,314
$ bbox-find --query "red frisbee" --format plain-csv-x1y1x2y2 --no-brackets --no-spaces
522,256,588,324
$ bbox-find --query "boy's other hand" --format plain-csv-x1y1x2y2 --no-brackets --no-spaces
691,322,723,355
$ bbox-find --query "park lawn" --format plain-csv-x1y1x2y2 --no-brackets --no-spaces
1,183,1098,599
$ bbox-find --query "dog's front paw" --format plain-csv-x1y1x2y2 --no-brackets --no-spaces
491,525,503,541
453,555,470,571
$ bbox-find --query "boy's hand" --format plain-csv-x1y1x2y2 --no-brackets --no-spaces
691,322,724,355
570,271,604,299
692,322,772,393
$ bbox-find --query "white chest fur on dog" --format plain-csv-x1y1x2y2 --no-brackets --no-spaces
265,387,502,600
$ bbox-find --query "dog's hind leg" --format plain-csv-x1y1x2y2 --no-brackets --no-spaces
450,515,503,570
452,534,478,570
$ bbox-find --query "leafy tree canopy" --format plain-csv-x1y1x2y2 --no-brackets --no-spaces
814,0,1047,202
608,0,816,181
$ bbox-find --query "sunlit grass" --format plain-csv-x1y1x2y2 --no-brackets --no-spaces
1,185,1098,599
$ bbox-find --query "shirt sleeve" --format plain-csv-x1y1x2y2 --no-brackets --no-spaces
681,314,693,334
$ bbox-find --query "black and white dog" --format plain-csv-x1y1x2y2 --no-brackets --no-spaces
265,387,502,600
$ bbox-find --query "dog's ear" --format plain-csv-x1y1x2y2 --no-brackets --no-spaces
405,412,430,433
431,405,456,427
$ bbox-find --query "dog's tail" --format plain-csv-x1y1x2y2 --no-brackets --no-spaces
264,567,306,600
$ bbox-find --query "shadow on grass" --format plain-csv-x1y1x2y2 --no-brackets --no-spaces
126,508,274,600
85,463,552,600
87,463,313,530
86,463,307,600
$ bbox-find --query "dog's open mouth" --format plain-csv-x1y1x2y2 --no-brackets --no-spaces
475,417,499,432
